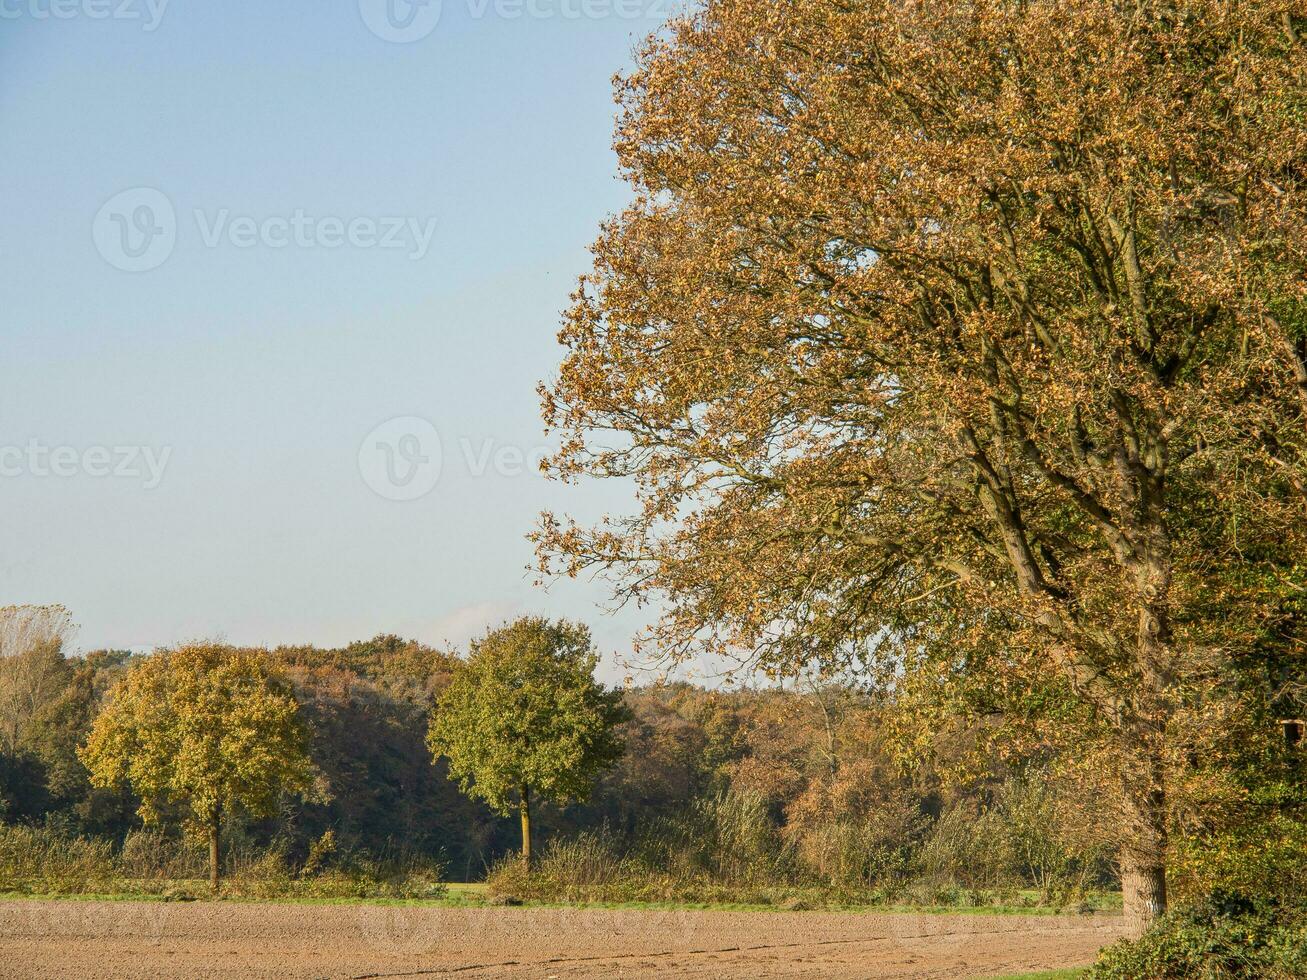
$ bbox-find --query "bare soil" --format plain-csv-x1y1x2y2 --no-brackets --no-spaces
0,899,1123,979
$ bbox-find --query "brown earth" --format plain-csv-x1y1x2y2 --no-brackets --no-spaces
0,899,1124,979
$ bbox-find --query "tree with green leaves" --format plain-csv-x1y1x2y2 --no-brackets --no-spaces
427,618,628,867
80,643,312,891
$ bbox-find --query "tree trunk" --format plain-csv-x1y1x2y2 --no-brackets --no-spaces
1120,780,1168,934
208,810,221,893
519,784,532,870
1121,855,1167,936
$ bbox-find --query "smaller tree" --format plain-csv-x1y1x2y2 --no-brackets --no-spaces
0,605,76,754
427,617,628,867
80,643,311,891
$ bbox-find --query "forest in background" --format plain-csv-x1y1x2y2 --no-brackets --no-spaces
1,625,1127,905
3,616,1297,916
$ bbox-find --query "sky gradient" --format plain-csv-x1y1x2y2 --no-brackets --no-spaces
0,0,677,679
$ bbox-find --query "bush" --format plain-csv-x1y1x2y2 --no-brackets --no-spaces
487,830,628,901
484,783,1111,911
912,777,1112,905
913,802,1013,890
301,844,447,899
0,821,446,899
119,830,205,880
486,823,823,906
635,790,796,887
1092,893,1307,980
782,762,925,888
0,823,115,892
1171,810,1307,905
227,845,295,898
226,838,447,899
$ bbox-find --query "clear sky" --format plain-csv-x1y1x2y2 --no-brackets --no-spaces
0,0,676,679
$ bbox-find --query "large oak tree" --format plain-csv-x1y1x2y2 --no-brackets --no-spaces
539,0,1306,931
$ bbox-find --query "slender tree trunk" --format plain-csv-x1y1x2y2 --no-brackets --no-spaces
519,784,532,870
208,809,221,893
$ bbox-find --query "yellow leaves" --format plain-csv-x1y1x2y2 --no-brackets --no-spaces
79,643,311,839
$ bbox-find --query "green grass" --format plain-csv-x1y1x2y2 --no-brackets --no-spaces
0,882,1117,918
984,971,1087,980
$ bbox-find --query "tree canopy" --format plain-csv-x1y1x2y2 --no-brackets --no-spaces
80,643,312,889
0,605,76,755
538,0,1306,930
427,617,628,865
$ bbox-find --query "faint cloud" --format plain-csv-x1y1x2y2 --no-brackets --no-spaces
425,600,521,648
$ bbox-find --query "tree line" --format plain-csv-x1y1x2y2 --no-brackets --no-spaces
1,604,1298,916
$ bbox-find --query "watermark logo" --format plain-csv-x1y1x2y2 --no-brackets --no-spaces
354,905,701,955
357,905,445,954
359,0,442,42
193,210,437,259
358,417,443,501
18,899,172,945
0,440,172,490
93,188,439,271
0,0,170,31
360,0,669,42
357,417,554,501
93,187,177,273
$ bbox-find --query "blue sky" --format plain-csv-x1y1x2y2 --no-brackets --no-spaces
0,0,676,678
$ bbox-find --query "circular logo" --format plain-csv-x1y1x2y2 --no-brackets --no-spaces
358,416,443,501
92,187,177,272
359,0,442,42
356,905,443,954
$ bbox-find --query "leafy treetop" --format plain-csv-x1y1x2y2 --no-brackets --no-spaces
427,617,628,815
80,643,312,837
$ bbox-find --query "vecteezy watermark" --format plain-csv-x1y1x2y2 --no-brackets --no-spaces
93,187,177,273
0,440,172,490
0,0,170,31
356,904,702,955
358,0,442,42
92,188,439,272
359,0,669,42
457,435,551,479
358,417,444,501
358,416,552,501
193,211,437,259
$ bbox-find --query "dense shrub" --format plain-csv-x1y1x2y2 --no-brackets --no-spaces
911,778,1112,906
1092,893,1307,980
119,830,206,880
487,818,821,906
640,790,796,886
0,823,115,893
485,784,1111,911
1172,810,1307,905
0,823,445,899
782,759,925,888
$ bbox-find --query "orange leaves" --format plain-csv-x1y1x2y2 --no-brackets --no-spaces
536,3,1307,856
